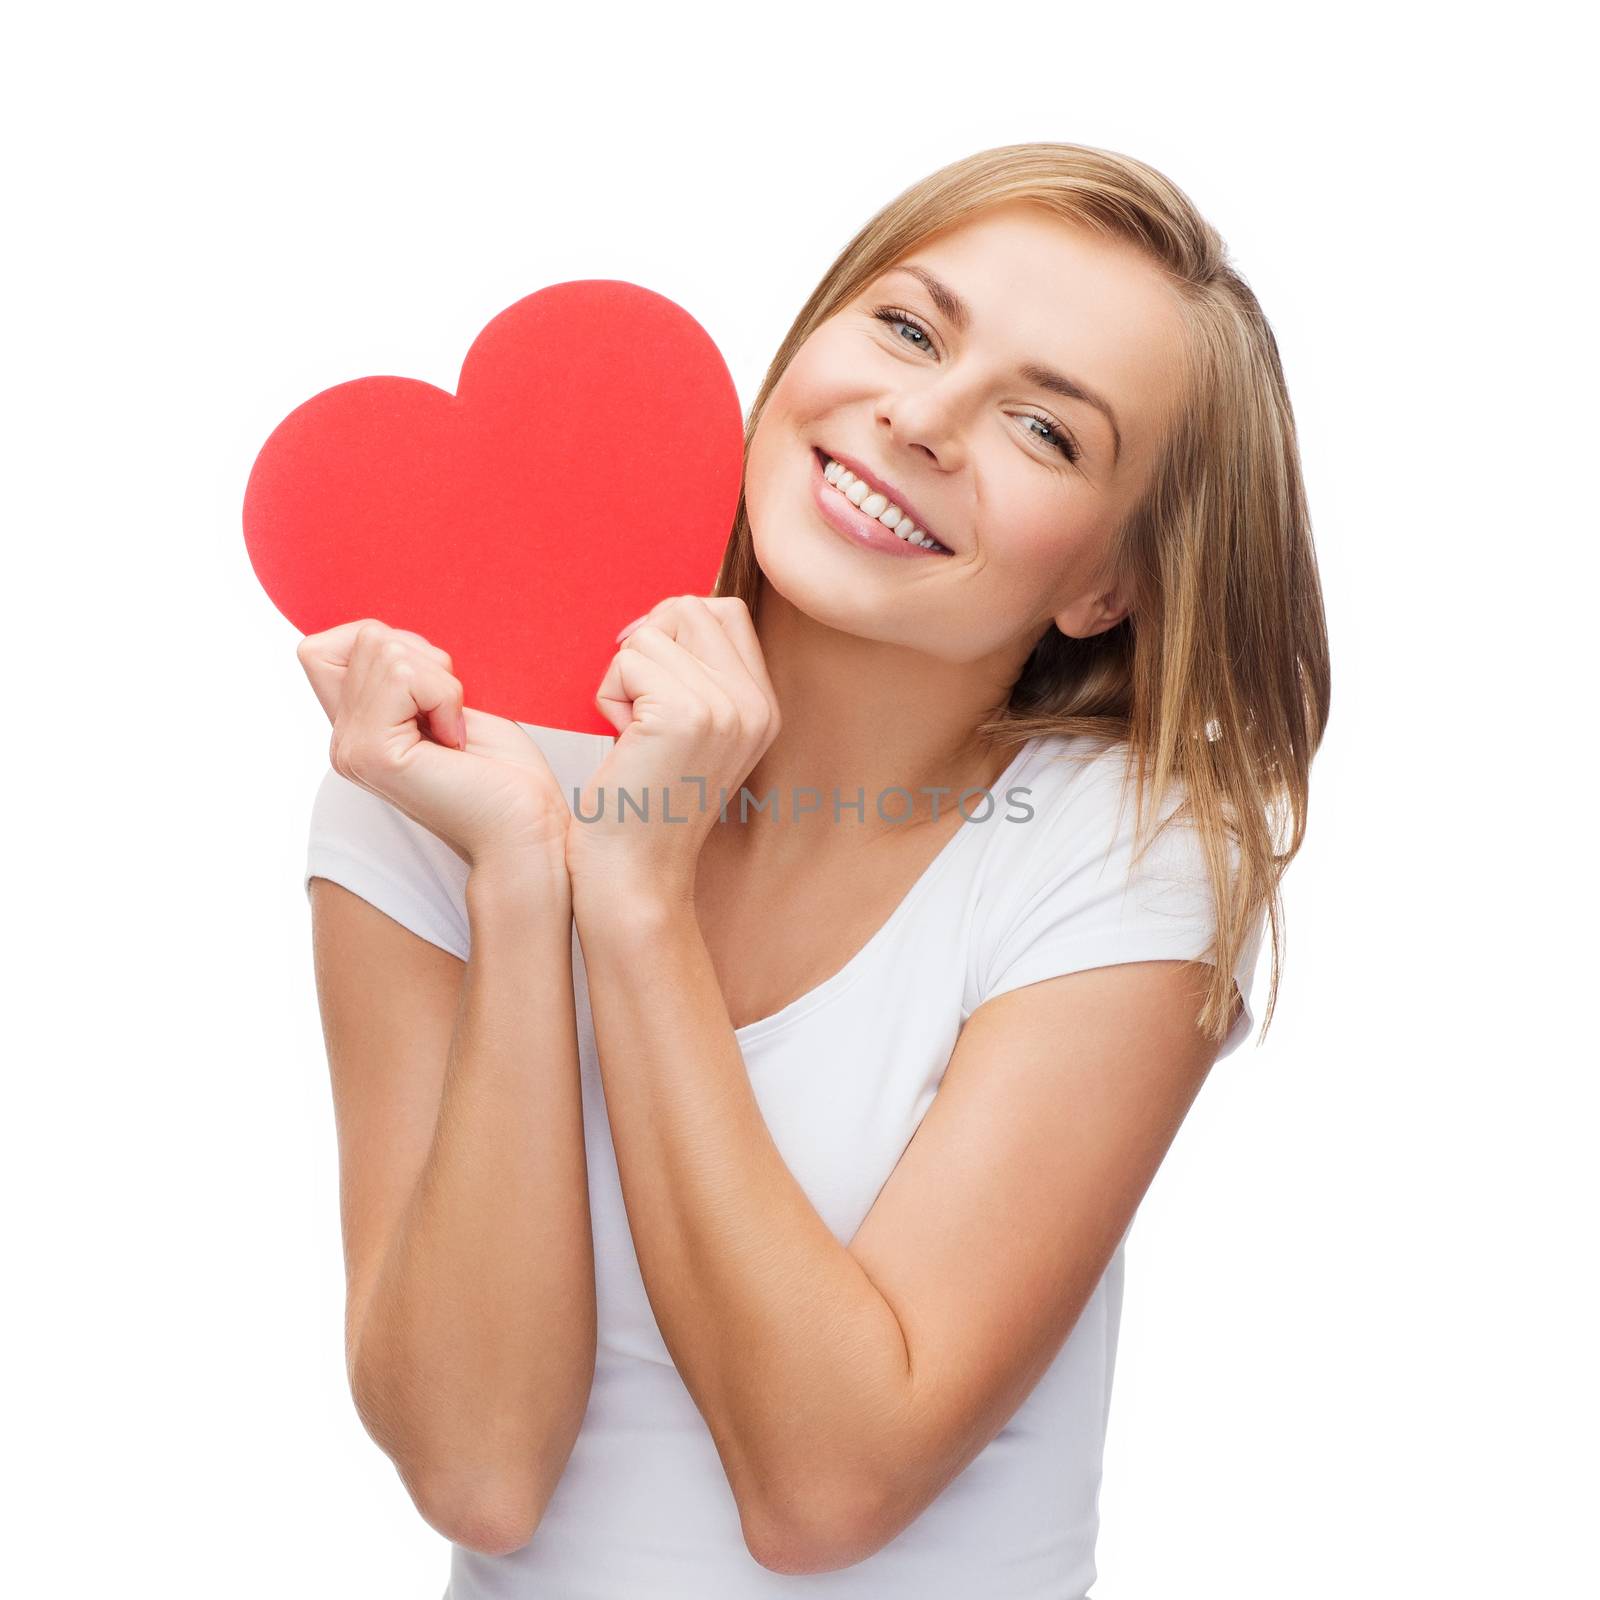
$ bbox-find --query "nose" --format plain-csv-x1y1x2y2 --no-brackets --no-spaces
875,379,969,473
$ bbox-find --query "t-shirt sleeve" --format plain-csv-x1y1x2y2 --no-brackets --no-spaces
970,759,1267,1062
303,767,472,961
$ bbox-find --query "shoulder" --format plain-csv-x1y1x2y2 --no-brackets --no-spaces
981,732,1175,884
966,733,1262,1046
304,765,473,958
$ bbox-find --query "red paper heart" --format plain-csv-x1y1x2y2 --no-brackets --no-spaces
243,280,745,734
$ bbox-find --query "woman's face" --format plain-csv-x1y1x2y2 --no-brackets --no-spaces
743,201,1189,663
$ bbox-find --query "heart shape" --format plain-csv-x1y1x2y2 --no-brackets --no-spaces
243,279,745,734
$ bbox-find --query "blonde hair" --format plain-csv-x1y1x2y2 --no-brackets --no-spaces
713,141,1330,1046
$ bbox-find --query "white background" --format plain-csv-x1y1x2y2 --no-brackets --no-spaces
6,2,1593,1595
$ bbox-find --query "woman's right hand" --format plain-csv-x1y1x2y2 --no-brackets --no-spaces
298,619,570,871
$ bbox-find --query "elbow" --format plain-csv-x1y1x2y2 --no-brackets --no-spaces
378,1389,591,1558
409,1465,553,1558
354,1350,594,1558
403,1399,592,1556
740,1472,893,1576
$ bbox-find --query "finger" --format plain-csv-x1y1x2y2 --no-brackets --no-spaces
618,604,740,697
300,617,385,671
388,629,455,672
617,594,725,647
616,596,671,643
297,618,384,722
301,619,454,686
408,658,469,750
629,597,768,726
357,652,465,754
360,627,468,748
342,632,468,758
595,637,694,736
619,624,740,727
700,597,779,708
657,596,750,682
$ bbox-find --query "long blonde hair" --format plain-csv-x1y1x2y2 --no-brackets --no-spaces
713,142,1330,1045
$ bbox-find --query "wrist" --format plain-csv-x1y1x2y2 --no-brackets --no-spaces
568,863,695,932
467,847,572,917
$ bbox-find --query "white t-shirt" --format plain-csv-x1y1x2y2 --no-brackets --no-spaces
304,724,1267,1600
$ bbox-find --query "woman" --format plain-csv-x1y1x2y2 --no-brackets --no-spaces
300,141,1328,1598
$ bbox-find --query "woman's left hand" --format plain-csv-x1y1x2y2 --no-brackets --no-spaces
566,594,781,906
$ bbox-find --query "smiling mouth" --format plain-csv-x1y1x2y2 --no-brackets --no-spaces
811,448,953,554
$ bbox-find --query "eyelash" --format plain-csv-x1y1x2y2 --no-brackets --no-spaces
870,304,1083,465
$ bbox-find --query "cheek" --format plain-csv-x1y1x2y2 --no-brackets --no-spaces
774,328,858,410
981,482,1092,575
741,410,812,556
976,483,1119,610
747,367,819,470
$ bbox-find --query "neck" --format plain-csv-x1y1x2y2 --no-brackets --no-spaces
726,582,1033,854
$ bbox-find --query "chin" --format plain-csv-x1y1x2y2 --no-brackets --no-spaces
749,532,907,655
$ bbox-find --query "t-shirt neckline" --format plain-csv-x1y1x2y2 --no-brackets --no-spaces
732,736,1041,1048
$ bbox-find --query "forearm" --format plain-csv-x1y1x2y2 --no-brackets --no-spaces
353,857,595,1530
571,886,913,1539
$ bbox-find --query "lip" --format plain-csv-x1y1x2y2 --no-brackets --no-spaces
809,447,955,559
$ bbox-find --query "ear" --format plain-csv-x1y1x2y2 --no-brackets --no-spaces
1052,582,1132,641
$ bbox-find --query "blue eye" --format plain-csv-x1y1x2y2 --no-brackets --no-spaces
872,305,934,353
869,304,1083,466
1019,411,1082,465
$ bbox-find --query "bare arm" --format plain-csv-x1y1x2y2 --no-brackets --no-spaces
312,849,594,1557
573,885,1231,1575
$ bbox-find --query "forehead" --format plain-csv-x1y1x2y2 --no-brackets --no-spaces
874,202,1188,453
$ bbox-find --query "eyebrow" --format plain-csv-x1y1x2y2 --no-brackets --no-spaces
889,263,1124,464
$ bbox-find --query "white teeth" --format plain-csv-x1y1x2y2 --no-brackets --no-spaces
821,456,946,551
